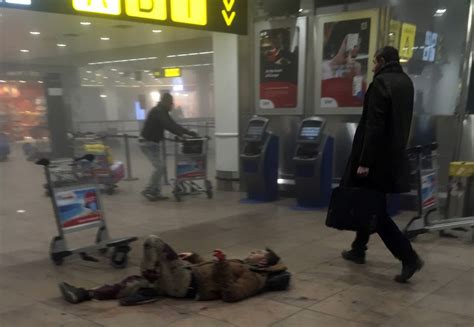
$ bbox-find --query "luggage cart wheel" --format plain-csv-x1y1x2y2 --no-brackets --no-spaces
174,193,182,202
111,247,129,269
205,180,213,199
51,253,64,266
105,186,115,195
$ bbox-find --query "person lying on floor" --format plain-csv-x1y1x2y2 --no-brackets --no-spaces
59,235,290,305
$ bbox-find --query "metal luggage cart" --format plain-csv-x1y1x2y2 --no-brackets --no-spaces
172,137,213,202
73,135,124,194
403,143,474,241
36,156,137,267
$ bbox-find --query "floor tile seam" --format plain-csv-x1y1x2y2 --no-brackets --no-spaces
406,274,466,310
266,307,306,326
193,312,239,327
409,302,474,319
304,307,380,326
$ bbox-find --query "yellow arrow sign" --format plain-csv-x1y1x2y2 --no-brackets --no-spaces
222,10,236,26
223,0,235,12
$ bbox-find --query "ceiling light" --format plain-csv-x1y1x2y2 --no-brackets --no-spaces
57,43,67,47
80,21,92,26
38,81,44,84
6,0,31,4
434,8,447,17
119,72,125,75
19,80,26,83
86,71,92,73
20,49,30,53
29,31,40,35
100,37,110,41
111,68,117,71
16,209,26,214
100,94,107,98
299,8,303,13
0,80,6,83
152,29,162,33
96,73,101,76
88,56,158,65
83,78,89,81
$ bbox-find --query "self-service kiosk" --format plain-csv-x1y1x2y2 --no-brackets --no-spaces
293,117,334,208
240,116,279,202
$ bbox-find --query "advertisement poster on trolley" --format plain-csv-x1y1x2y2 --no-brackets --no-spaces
421,172,437,209
55,187,102,229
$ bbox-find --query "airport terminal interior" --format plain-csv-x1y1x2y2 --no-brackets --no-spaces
0,0,473,326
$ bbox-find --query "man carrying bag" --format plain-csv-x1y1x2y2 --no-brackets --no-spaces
326,46,423,283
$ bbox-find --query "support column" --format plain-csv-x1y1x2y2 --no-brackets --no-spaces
213,33,240,190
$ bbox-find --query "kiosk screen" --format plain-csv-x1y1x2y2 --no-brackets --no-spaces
299,121,323,141
245,121,266,141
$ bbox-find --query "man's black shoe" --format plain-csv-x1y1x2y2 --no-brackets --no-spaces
341,250,366,264
59,282,91,304
395,257,424,283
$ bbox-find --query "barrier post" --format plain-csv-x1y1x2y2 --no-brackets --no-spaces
123,134,138,181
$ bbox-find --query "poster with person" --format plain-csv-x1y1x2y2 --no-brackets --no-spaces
259,27,299,109
315,10,378,113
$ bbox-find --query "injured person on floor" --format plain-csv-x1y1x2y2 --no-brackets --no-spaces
59,235,291,305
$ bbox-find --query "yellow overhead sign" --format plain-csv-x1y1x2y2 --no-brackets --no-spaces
171,0,207,26
125,0,167,21
400,23,417,59
153,68,182,78
164,68,181,77
72,0,121,15
2,0,247,35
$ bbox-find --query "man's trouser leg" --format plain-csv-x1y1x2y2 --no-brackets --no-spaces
140,142,164,194
352,231,370,255
91,276,150,300
376,214,418,263
352,213,417,263
141,236,192,298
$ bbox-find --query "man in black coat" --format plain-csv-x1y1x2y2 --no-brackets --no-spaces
341,46,423,283
140,93,197,201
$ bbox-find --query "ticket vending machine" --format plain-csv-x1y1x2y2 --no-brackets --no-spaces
240,116,279,202
293,117,334,208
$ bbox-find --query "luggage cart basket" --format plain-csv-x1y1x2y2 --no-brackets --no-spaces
403,143,474,241
172,136,213,202
36,155,137,267
73,135,125,195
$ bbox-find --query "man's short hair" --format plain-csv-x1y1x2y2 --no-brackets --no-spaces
265,248,281,266
161,92,173,105
375,46,400,63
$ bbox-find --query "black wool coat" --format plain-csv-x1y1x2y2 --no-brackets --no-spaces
341,62,414,194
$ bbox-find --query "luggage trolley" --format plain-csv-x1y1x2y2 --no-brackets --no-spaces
403,143,474,241
73,135,125,194
36,155,137,267
172,137,213,202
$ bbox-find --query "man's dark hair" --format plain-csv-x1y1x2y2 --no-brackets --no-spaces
265,248,281,266
161,92,173,106
375,46,400,64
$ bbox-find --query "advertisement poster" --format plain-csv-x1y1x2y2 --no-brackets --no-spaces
321,18,372,108
177,159,206,179
421,172,438,209
55,187,102,229
259,27,299,109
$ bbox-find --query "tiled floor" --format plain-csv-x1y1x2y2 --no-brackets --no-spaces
1,147,473,326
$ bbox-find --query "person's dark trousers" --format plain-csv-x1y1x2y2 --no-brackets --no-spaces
352,213,418,264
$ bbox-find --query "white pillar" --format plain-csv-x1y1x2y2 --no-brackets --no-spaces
213,33,240,185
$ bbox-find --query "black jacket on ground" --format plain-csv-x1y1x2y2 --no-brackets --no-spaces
141,103,191,143
341,62,414,194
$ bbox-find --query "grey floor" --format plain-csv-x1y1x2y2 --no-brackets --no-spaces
0,145,473,327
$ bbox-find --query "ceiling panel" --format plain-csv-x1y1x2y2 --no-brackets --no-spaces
0,7,213,64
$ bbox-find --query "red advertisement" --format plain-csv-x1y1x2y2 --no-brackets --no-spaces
259,28,299,109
